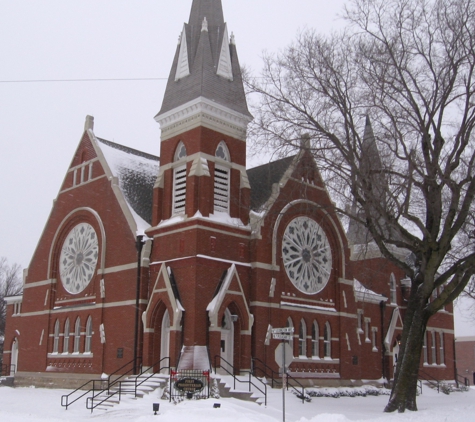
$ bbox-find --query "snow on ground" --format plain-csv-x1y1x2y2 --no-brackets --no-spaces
0,383,474,422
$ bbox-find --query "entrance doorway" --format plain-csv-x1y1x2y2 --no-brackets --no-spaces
11,338,19,374
160,310,170,372
220,309,234,373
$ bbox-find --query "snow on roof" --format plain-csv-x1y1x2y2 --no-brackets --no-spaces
95,136,159,233
353,278,387,304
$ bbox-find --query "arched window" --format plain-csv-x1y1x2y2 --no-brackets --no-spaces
324,322,331,358
73,317,81,354
431,330,437,364
299,319,307,357
286,317,294,356
439,332,445,365
173,141,187,215
53,320,60,354
311,321,319,358
390,273,397,303
214,141,230,213
423,331,428,364
63,318,70,354
85,316,93,354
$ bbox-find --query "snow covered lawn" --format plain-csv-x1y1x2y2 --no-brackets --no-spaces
0,383,474,422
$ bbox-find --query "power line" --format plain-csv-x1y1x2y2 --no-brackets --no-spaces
0,77,168,83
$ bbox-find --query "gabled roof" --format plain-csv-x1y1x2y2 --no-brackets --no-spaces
95,138,159,226
157,0,251,118
247,155,295,211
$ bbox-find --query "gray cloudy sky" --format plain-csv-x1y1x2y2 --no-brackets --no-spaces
0,0,473,336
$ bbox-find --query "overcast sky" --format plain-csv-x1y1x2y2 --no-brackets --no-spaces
0,0,473,336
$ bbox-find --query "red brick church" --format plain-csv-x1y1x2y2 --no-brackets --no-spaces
2,0,455,388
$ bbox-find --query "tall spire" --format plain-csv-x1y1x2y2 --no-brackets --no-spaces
156,0,251,120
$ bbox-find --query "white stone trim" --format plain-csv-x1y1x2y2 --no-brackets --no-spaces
156,97,252,141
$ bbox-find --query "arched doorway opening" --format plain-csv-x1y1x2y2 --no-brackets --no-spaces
220,309,234,373
11,338,19,374
160,310,170,373
391,338,400,378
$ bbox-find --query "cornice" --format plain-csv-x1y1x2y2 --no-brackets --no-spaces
155,97,252,141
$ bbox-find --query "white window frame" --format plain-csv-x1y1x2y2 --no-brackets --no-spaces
423,331,428,364
439,332,445,365
312,321,319,358
324,322,331,358
73,317,81,354
364,318,371,343
53,320,60,354
371,327,378,352
85,316,93,354
63,318,70,354
431,330,437,365
214,141,231,214
390,273,397,304
286,317,294,357
299,319,307,357
172,142,188,215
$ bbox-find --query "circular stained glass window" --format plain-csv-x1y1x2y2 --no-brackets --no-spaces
59,223,99,294
282,216,332,294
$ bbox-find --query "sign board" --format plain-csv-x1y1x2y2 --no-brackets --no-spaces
272,333,293,341
271,327,294,334
275,343,293,368
174,377,205,394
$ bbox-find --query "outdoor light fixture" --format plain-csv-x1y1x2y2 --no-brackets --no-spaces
213,403,221,408
153,403,160,415
186,392,193,399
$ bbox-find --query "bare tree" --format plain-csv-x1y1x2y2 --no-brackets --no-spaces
246,0,475,413
0,257,23,346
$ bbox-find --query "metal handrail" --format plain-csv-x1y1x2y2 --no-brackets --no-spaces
1,363,15,377
418,369,441,393
455,372,469,388
214,355,267,406
286,372,307,403
86,357,171,412
134,357,170,396
61,356,141,410
251,357,282,389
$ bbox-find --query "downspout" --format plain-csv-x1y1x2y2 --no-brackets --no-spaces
380,300,386,383
134,235,144,375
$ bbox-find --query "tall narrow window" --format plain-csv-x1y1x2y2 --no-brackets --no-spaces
312,321,319,358
299,319,307,357
53,320,60,354
390,273,397,304
431,331,437,364
364,318,371,343
324,322,331,358
214,141,230,213
423,331,428,364
371,327,378,352
172,142,187,215
63,318,70,354
357,310,363,333
85,316,93,354
439,332,445,365
286,317,294,357
73,317,81,354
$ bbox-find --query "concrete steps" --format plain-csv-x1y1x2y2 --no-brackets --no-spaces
214,375,265,405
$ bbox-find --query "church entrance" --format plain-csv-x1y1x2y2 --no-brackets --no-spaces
160,310,170,373
11,338,18,374
391,339,400,378
220,309,234,374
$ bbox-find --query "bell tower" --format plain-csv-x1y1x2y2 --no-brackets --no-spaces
152,0,253,226
146,0,253,371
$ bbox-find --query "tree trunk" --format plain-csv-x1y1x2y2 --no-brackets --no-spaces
384,295,429,413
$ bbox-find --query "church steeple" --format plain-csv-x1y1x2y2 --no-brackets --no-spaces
156,0,251,123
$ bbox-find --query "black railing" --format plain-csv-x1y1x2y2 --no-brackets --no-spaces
286,372,307,403
214,355,267,406
418,369,442,394
455,372,469,389
251,357,282,389
86,357,170,413
1,363,15,377
61,356,141,411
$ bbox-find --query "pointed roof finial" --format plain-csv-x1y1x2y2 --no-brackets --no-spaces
230,32,235,45
84,115,94,131
201,17,208,32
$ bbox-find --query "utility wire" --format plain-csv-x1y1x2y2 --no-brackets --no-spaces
0,77,168,83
